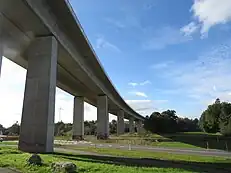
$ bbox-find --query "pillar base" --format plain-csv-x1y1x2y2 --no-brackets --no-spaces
97,133,109,140
72,135,84,141
18,141,53,153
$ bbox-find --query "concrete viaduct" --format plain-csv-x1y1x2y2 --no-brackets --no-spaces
0,0,145,153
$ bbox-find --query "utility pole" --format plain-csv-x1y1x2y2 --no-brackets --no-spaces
59,107,63,122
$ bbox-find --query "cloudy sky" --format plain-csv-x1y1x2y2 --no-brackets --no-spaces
2,0,231,127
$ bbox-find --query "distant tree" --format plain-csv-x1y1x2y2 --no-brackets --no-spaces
199,98,221,133
219,102,231,136
0,124,5,135
144,109,200,134
5,122,20,136
144,110,180,133
109,120,117,134
177,118,200,132
54,121,66,136
84,121,96,135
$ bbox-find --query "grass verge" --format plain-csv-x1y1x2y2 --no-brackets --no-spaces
56,145,231,163
0,146,216,173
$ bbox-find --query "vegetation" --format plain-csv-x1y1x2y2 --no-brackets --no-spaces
0,120,123,138
0,122,20,136
144,110,200,133
0,146,231,173
199,98,231,136
56,145,231,163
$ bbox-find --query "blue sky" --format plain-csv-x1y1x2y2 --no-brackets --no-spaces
69,0,231,116
1,0,231,127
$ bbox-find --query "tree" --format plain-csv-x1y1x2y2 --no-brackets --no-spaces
109,120,117,134
5,122,20,136
144,110,180,133
199,98,231,136
0,124,5,135
54,121,66,136
177,118,200,132
219,102,231,136
144,110,200,133
199,98,221,133
84,121,96,135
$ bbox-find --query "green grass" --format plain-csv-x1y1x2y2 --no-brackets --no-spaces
0,146,209,173
15,131,231,151
81,133,231,151
56,145,231,163
0,141,18,145
149,141,202,148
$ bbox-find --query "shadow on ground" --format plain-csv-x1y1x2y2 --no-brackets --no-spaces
53,152,231,173
157,133,231,151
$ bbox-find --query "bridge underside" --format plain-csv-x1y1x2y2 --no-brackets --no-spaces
0,0,145,153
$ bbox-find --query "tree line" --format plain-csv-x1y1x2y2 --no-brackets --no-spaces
2,99,231,137
0,122,20,136
144,110,200,133
199,98,231,136
0,120,132,137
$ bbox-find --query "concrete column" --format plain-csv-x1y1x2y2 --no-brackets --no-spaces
72,96,84,140
97,95,109,139
129,117,135,133
117,110,124,135
19,36,58,153
136,120,143,134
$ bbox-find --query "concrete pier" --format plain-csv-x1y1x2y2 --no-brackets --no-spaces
97,95,109,139
136,120,143,134
19,36,58,153
129,117,135,133
117,110,125,135
72,96,84,140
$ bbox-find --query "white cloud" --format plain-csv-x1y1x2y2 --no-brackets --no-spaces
140,80,151,86
96,36,121,52
129,91,148,98
158,41,231,105
128,82,138,87
128,80,151,86
151,61,173,70
126,99,167,116
180,22,199,36
143,26,191,50
182,0,231,36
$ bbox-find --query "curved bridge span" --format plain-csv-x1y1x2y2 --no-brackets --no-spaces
0,0,145,152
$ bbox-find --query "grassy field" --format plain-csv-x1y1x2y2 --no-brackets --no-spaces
81,132,231,151
0,146,231,173
2,132,231,151
57,145,231,163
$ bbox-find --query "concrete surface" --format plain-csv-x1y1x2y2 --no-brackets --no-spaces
19,36,57,153
136,121,143,134
117,110,125,135
129,117,135,133
72,96,84,140
97,95,109,139
0,0,145,121
0,0,145,153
